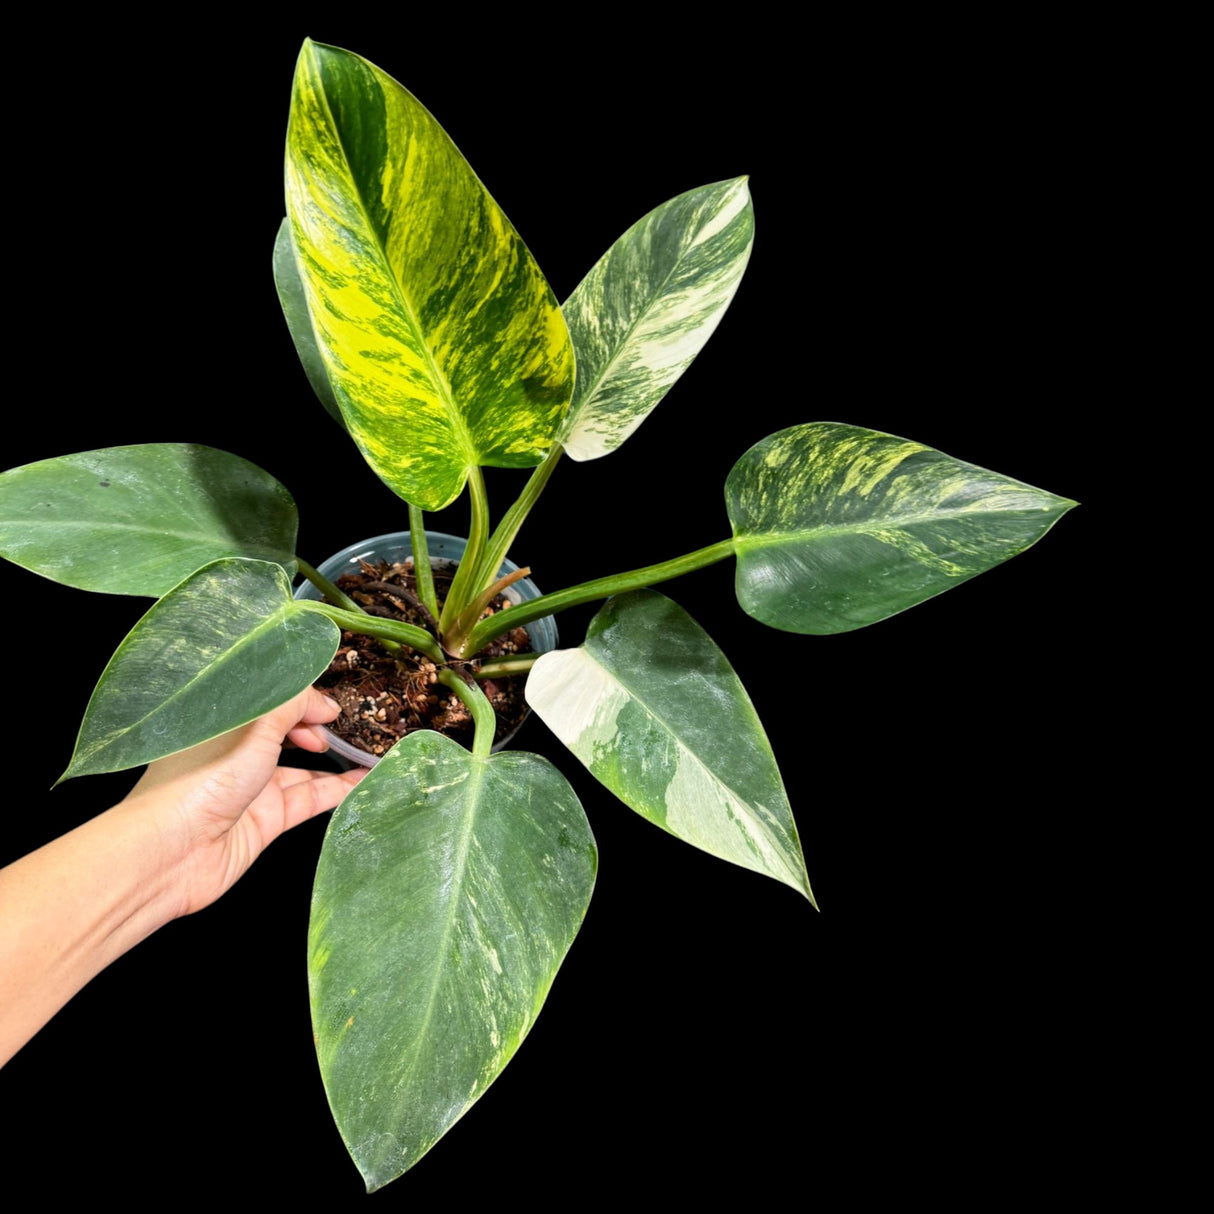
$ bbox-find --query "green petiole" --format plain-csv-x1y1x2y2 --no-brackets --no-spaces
408,506,440,620
298,600,445,663
455,539,737,657
438,667,495,758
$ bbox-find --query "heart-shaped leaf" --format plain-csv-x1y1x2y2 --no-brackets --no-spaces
560,178,753,461
527,590,812,902
63,559,338,779
284,40,574,509
726,422,1077,634
309,732,596,1191
0,445,299,596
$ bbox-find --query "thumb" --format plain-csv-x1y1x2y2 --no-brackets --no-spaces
255,685,343,741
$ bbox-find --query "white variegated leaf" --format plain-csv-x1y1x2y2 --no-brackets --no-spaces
527,590,813,902
560,178,753,461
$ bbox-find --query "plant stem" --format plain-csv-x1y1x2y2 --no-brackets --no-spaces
474,654,540,679
438,668,495,759
296,558,363,614
457,538,737,657
440,467,490,632
478,445,563,590
298,601,445,663
408,506,440,620
296,557,403,656
446,566,533,653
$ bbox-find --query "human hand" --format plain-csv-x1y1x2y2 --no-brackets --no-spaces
1,686,365,1062
125,686,365,917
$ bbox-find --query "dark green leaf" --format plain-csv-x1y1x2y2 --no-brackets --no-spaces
0,445,298,596
63,560,338,779
273,219,345,427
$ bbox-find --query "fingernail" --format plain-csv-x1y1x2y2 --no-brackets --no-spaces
323,696,340,712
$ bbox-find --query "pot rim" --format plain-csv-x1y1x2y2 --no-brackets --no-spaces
294,530,555,768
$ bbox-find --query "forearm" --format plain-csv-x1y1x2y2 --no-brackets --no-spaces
0,689,359,1065
0,796,186,1065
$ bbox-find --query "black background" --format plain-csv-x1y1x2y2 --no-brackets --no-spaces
3,16,1102,1201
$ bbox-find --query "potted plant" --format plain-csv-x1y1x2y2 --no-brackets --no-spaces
0,39,1075,1192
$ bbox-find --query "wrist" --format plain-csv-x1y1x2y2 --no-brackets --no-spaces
105,791,201,925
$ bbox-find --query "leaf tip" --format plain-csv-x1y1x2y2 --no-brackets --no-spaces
726,175,752,205
54,739,89,787
791,865,819,910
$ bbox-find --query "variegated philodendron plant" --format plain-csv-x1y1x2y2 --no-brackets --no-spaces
0,40,1075,1191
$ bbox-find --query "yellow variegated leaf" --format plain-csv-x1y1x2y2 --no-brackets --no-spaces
727,423,1077,634
284,40,574,509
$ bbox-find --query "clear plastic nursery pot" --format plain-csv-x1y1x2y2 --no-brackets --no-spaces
294,530,556,766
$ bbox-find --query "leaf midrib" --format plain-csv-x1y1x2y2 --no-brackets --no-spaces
394,749,487,1110
734,502,1067,549
1,517,284,548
